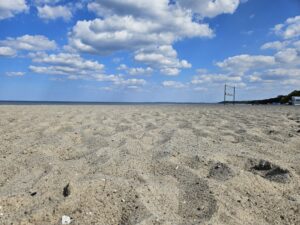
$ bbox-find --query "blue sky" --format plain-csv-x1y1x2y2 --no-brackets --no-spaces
0,0,300,102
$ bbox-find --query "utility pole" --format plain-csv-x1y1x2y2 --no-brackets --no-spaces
224,84,236,105
224,84,227,105
233,86,236,104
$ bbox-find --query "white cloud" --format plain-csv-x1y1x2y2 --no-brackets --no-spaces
88,0,241,19
176,0,240,18
37,5,72,21
31,52,104,71
0,35,57,52
293,40,300,50
261,41,289,50
248,74,262,83
28,52,147,88
188,15,300,90
29,52,104,79
192,73,242,84
0,0,28,20
282,79,300,86
273,15,300,39
275,48,300,65
5,71,25,77
69,14,212,55
117,64,153,76
33,0,63,6
216,54,275,74
99,86,113,91
87,0,169,18
69,0,213,59
92,74,147,87
0,47,16,57
162,81,187,88
262,68,300,79
160,68,181,76
134,45,191,76
114,78,146,86
68,0,244,76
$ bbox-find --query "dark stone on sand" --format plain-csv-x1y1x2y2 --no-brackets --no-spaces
30,191,37,196
63,183,71,197
268,130,276,135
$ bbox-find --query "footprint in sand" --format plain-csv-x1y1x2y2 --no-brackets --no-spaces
152,160,218,225
117,190,152,225
247,159,291,183
156,130,175,145
207,162,235,181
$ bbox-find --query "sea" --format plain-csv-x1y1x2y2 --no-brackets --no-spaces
0,101,215,105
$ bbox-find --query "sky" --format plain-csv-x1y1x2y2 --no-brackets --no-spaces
0,0,300,102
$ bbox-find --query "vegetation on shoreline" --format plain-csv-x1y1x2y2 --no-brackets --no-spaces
221,90,300,105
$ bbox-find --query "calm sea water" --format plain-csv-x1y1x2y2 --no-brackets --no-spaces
0,101,215,105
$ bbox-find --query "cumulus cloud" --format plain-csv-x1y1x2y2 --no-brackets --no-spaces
88,0,241,19
117,64,153,76
211,16,300,89
0,47,16,57
91,74,147,88
0,35,57,53
67,0,215,77
33,0,63,5
273,15,300,39
162,81,187,88
29,52,147,88
207,29,300,88
69,14,212,54
0,0,28,20
37,5,72,21
261,41,289,50
5,71,25,77
216,54,276,74
293,40,300,50
113,78,146,86
67,0,244,76
192,73,242,84
176,0,240,18
29,52,104,78
263,68,300,79
275,48,300,65
31,52,104,71
134,45,191,76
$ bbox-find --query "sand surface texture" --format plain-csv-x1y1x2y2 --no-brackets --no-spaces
0,105,299,225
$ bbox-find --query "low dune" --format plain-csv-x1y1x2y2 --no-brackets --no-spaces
0,105,299,225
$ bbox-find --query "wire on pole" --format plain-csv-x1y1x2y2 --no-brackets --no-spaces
224,84,236,105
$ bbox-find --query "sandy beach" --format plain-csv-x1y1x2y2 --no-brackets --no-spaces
0,105,299,225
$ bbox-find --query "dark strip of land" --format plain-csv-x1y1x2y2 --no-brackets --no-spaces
221,90,300,105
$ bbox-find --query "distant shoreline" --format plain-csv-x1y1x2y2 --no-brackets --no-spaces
221,90,300,105
0,101,217,105
1,90,299,106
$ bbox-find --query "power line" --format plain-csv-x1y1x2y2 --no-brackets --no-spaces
224,84,236,105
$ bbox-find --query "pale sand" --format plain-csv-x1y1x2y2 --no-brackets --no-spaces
0,105,299,225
